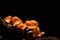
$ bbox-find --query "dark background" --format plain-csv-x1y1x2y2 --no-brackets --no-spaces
0,0,58,40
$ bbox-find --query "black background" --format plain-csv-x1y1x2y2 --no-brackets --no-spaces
0,0,58,40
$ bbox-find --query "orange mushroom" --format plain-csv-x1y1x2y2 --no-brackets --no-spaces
25,20,45,37
25,20,38,26
17,23,27,30
33,27,45,37
12,16,23,26
32,27,41,37
25,20,38,30
4,16,12,23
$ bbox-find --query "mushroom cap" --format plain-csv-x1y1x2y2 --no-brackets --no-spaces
4,16,12,23
12,16,23,26
25,20,38,26
17,23,27,30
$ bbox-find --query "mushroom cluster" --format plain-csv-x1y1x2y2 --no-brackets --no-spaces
0,16,45,38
